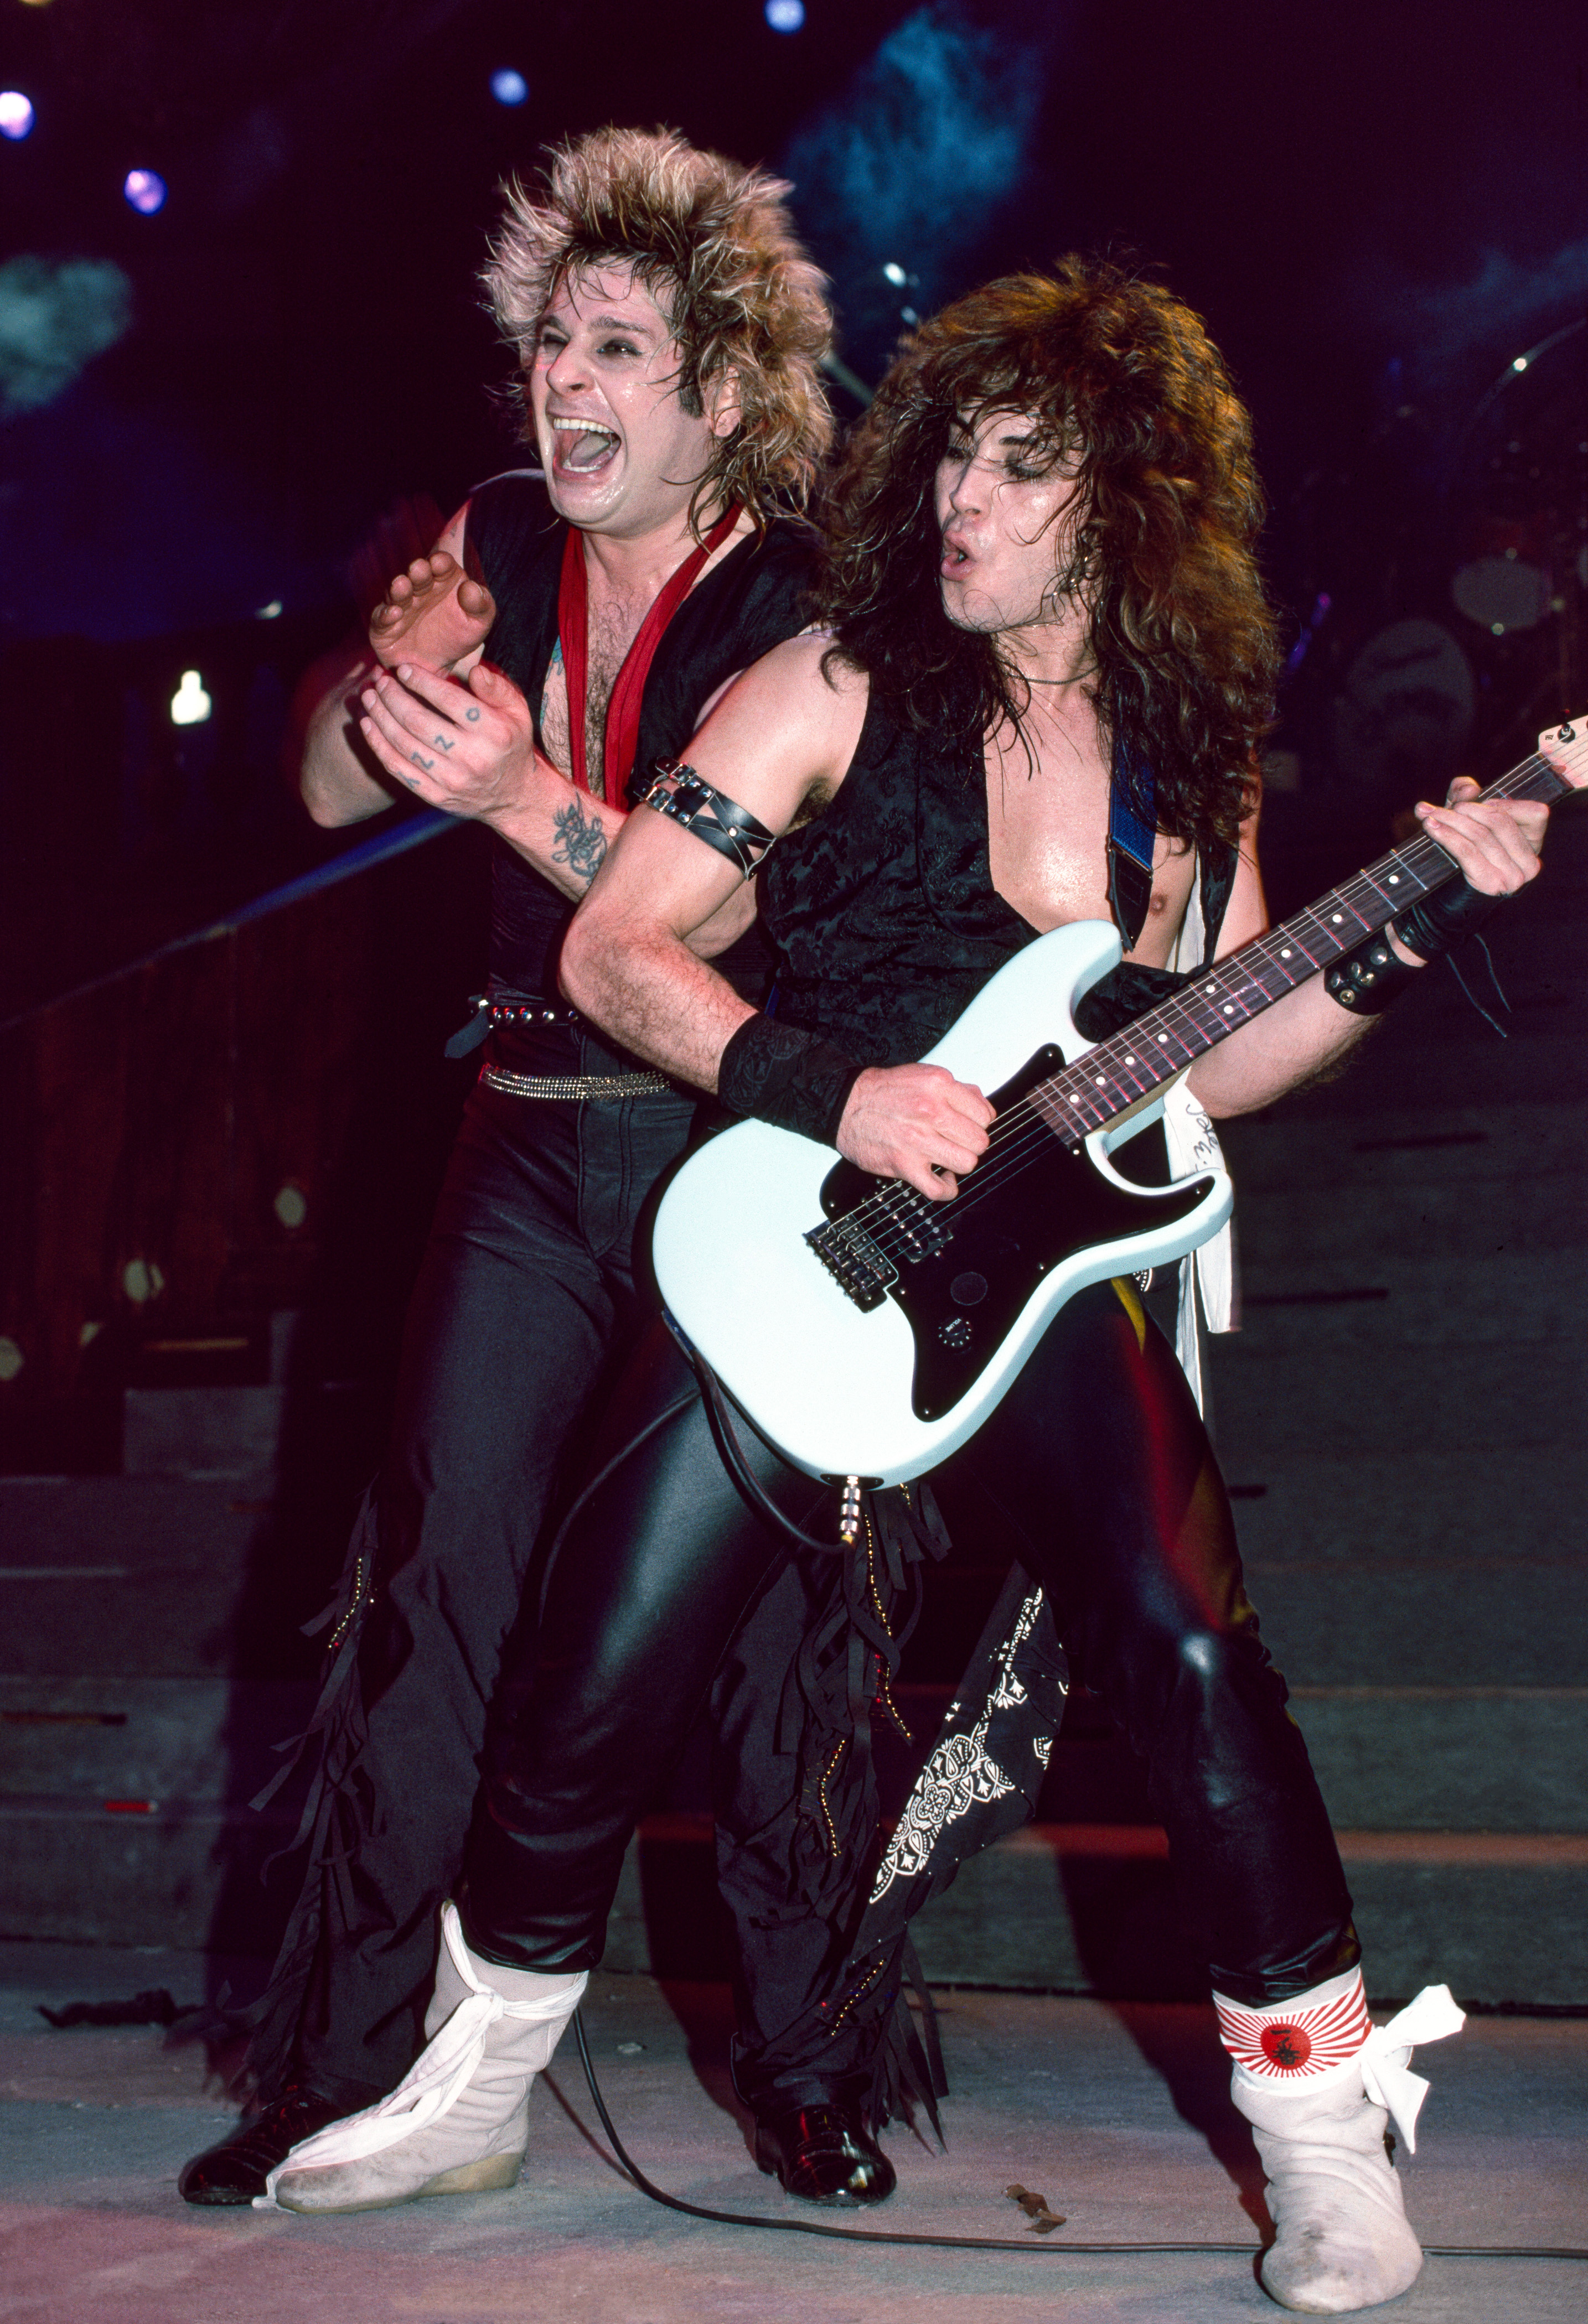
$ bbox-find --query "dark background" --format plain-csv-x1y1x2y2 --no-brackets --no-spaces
2,3,1585,1996
2,0,1586,1016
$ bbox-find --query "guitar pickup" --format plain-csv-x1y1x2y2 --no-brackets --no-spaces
876,1182,954,1263
805,1217,896,1311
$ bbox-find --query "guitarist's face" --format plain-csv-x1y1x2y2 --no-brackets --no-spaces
935,404,1088,637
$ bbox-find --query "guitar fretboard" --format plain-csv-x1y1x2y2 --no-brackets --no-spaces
1030,750,1570,1148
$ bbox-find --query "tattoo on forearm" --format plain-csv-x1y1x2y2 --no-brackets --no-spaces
551,798,609,886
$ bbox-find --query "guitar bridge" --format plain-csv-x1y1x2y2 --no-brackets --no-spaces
806,1216,895,1311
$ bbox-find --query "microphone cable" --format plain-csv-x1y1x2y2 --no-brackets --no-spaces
572,2013,1587,2263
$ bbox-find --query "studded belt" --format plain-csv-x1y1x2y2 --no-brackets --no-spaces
479,1064,676,1102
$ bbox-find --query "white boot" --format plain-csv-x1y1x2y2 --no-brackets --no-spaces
258,1902,587,2216
1218,1970,1465,2314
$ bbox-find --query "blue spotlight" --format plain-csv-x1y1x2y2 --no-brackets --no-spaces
124,169,167,215
491,68,528,106
765,0,805,30
0,91,35,141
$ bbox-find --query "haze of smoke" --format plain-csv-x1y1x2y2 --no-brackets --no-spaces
783,2,1051,317
1367,236,1588,385
0,256,133,418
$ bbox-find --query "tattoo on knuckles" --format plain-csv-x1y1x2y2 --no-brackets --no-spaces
465,707,481,723
412,751,436,772
435,734,453,751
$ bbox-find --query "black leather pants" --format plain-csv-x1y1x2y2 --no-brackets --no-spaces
463,1281,1358,2010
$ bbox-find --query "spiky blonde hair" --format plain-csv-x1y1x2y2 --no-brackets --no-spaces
482,127,832,531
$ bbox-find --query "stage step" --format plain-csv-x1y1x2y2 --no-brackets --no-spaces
607,1816,1588,2009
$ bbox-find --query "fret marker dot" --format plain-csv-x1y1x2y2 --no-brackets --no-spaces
1223,1004,1234,1014
1280,947,1291,958
1069,1094,1082,1106
1095,1074,1106,1085
1124,1055,1135,1066
1331,912,1343,924
1157,1033,1168,1042
1388,874,1399,884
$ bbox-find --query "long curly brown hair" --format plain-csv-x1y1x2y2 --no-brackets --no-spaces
482,127,833,535
816,258,1277,844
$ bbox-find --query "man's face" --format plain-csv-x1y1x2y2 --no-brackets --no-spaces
934,405,1086,636
526,262,738,540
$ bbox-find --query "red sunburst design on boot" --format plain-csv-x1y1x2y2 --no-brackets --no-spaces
1217,1973,1371,2078
1260,2022,1312,2070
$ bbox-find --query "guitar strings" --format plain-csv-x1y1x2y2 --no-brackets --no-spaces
825,753,1560,1265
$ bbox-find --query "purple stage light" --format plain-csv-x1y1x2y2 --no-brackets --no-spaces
0,91,35,141
765,0,805,30
491,68,528,106
123,169,167,215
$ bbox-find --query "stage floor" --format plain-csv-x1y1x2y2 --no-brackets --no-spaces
1,1941,1582,2322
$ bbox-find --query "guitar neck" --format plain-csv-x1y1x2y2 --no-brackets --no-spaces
1035,749,1571,1146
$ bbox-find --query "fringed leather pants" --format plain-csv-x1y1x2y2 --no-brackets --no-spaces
462,1281,1359,2038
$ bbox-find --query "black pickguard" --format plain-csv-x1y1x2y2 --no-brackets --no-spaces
816,1046,1214,1422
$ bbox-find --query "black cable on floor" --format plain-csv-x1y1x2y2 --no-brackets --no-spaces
572,2013,1588,2263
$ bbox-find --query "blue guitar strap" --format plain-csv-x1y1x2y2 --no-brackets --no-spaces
1107,737,1157,950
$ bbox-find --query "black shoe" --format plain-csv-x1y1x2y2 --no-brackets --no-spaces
178,2084,344,2205
754,2103,896,2207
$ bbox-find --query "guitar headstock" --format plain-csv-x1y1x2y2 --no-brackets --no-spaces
1542,718,1588,794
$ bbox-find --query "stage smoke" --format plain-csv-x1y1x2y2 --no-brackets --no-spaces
0,255,132,416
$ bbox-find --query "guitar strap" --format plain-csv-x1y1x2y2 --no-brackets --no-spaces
1106,738,1157,950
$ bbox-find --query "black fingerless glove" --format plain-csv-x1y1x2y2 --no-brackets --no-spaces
1325,872,1503,1018
717,1015,865,1146
1391,872,1503,960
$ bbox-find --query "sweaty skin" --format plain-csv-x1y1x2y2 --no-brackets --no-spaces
298,262,754,940
562,404,1563,1200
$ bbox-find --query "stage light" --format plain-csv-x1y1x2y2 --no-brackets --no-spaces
882,261,907,286
765,0,805,30
170,670,211,726
255,599,283,620
490,68,527,106
1512,355,1529,373
0,91,34,140
123,169,166,215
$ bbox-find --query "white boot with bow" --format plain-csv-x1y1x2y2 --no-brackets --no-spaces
258,1902,586,2216
1217,1969,1465,2314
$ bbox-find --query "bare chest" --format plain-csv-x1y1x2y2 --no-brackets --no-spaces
538,591,649,801
982,723,1197,967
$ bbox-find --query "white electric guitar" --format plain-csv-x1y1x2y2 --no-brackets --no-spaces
653,733,1585,1487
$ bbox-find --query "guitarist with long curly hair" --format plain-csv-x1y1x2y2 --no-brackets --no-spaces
265,259,1577,2313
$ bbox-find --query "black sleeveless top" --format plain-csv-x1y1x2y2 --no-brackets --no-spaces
465,474,815,1019
758,684,1238,1066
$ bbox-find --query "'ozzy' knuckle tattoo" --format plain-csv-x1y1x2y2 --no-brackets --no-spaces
411,751,436,773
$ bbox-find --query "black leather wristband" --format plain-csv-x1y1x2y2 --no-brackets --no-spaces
1391,871,1503,961
1325,931,1417,1016
717,1015,865,1147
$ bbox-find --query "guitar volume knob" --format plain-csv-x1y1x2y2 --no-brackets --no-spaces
938,1317,973,1348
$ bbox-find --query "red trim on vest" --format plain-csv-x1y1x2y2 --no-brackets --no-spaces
556,505,742,806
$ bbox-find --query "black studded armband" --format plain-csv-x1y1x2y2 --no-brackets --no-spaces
1326,873,1507,1018
632,759,779,879
1325,931,1416,1016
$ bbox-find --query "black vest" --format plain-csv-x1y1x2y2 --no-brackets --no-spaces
758,684,1237,1067
465,471,816,1008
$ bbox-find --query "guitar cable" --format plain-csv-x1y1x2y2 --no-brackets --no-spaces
645,1353,1586,2266
571,2012,1586,2263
